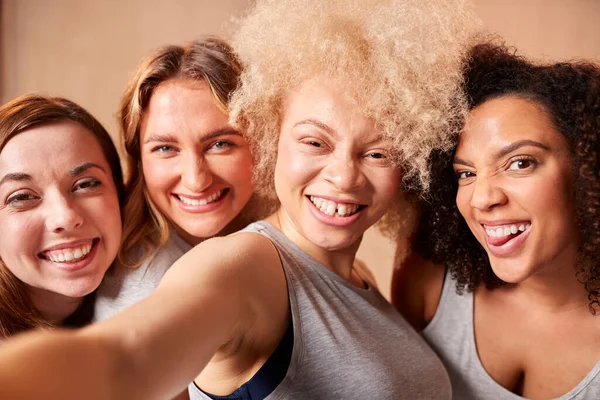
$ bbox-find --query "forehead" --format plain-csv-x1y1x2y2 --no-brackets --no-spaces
0,121,107,176
281,77,378,138
141,79,229,137
457,96,565,157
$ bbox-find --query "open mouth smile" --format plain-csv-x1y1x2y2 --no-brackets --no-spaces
308,195,366,218
39,238,99,266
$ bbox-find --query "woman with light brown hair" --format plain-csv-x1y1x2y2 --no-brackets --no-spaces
0,94,124,337
94,37,257,320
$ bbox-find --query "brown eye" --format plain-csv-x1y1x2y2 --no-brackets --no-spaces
508,158,536,171
455,171,475,180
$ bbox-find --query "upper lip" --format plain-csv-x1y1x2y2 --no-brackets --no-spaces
174,189,225,200
307,194,365,205
40,238,95,253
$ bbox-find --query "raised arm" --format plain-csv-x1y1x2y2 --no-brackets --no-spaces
0,232,287,400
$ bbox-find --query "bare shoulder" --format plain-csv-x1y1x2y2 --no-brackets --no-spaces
156,231,287,321
391,249,445,331
162,232,280,284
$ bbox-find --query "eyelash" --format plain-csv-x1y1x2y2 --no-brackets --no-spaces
151,145,175,154
74,178,102,191
454,156,538,181
454,170,474,181
208,140,235,151
507,156,537,171
6,192,37,205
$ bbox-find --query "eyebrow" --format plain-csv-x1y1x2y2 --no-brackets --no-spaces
0,172,32,187
293,119,335,135
71,162,106,177
453,139,551,167
493,139,550,160
143,129,242,145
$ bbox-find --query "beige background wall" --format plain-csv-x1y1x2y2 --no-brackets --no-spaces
2,0,599,299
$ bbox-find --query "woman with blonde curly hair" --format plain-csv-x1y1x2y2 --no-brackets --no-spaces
0,0,476,398
93,38,257,321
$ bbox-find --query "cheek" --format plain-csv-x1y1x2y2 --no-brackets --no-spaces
377,169,402,197
205,151,255,201
0,214,42,269
89,195,122,246
141,158,176,195
455,188,471,219
275,140,318,187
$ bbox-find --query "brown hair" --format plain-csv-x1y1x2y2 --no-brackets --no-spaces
0,94,125,337
118,37,242,267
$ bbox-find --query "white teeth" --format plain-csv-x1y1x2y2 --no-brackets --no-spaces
178,190,223,206
309,196,360,217
326,203,336,216
46,243,92,263
485,223,530,239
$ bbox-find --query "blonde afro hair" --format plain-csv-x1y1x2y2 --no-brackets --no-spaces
231,0,479,203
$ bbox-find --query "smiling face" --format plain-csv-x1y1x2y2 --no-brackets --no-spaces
453,96,579,283
274,78,401,252
140,79,254,245
0,121,121,301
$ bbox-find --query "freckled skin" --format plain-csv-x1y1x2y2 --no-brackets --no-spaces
0,122,121,301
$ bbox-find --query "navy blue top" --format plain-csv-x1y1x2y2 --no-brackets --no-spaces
197,322,294,400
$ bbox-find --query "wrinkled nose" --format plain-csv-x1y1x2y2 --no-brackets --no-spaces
469,175,507,211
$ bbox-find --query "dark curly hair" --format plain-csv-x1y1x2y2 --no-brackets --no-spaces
415,42,600,313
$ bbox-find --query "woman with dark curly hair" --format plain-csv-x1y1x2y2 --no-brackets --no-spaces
394,42,600,399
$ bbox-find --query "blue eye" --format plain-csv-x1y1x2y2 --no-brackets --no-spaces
211,141,234,150
151,145,175,153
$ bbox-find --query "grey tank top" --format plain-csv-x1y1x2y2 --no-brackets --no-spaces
423,269,600,399
189,221,451,399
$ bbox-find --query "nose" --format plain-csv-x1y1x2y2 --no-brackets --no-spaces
469,175,507,211
323,153,366,192
45,193,84,233
181,153,213,192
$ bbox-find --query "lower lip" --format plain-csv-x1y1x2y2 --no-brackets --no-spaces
484,226,531,257
306,196,363,227
174,190,228,213
42,240,99,273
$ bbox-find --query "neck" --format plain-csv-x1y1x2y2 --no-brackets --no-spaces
267,208,362,284
175,213,249,246
27,287,84,325
502,247,588,313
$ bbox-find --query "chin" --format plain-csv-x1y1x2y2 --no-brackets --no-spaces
489,261,534,284
308,232,361,252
